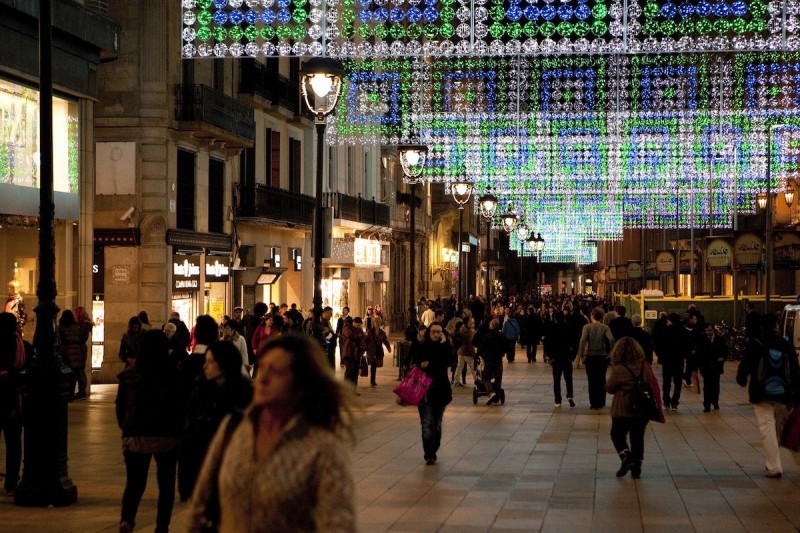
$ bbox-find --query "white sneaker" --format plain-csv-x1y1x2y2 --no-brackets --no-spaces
554,403,562,408
486,393,497,406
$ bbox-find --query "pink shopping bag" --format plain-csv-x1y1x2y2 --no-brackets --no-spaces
392,366,433,406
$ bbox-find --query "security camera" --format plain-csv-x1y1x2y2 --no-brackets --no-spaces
120,206,136,221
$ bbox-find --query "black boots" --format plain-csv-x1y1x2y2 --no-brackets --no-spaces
616,450,635,478
631,461,642,479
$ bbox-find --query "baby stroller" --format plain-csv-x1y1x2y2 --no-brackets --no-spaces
472,354,505,405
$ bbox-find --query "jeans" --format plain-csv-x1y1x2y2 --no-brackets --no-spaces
526,342,538,362
662,359,684,406
418,398,446,460
584,355,608,408
454,355,476,385
551,359,574,404
121,447,179,531
753,402,784,474
0,414,22,492
482,360,503,394
610,416,649,462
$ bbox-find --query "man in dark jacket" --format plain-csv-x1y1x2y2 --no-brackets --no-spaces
480,319,506,405
737,313,800,478
608,305,634,341
697,323,727,412
661,313,692,411
629,314,654,364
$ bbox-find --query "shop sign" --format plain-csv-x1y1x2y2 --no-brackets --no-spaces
616,264,628,280
627,261,642,279
607,266,617,281
706,238,732,271
354,238,381,266
173,255,200,291
656,250,674,272
734,233,762,271
205,258,230,282
111,265,130,285
773,231,800,270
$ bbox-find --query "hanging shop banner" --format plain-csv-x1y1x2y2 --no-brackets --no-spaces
645,261,658,280
679,251,699,274
173,254,201,291
734,233,763,271
655,251,675,273
93,246,105,297
607,266,617,281
616,264,628,280
205,257,230,282
627,261,642,279
705,238,732,271
773,231,800,270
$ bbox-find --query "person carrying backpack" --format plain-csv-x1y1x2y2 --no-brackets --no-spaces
605,337,655,479
736,313,800,478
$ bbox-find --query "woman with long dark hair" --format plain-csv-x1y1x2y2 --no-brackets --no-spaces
116,330,183,533
412,321,453,465
179,340,252,501
180,315,219,401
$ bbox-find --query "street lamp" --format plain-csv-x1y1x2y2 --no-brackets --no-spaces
451,180,473,303
527,232,545,299
785,184,795,208
399,143,428,328
478,190,498,301
515,224,528,294
300,57,343,345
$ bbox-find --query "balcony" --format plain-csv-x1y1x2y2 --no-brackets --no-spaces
239,60,300,116
175,84,255,148
238,184,315,228
323,192,390,227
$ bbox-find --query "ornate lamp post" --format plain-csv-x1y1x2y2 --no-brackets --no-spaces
399,144,428,327
300,57,343,344
478,190,498,301
14,0,77,507
515,224,529,294
500,211,517,297
527,232,545,299
451,180,473,303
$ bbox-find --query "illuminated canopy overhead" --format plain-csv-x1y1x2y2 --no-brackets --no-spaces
182,0,800,58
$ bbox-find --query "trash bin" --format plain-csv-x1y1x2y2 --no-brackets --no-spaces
395,340,412,380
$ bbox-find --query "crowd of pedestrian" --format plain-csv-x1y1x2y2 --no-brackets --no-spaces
3,290,798,531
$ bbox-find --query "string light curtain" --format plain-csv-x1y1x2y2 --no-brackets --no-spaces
182,0,800,58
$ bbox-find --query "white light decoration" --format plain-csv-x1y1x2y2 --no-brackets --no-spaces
300,57,344,119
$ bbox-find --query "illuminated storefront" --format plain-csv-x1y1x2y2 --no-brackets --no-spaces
324,237,389,319
0,77,82,339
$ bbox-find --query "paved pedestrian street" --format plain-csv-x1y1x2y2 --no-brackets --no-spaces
3,347,800,532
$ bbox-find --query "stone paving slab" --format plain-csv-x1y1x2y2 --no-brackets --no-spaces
2,346,800,532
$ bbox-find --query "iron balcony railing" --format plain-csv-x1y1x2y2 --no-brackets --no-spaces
239,184,315,227
175,84,255,140
239,60,300,114
323,192,390,227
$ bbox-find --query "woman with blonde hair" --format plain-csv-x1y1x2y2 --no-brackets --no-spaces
605,337,653,479
188,333,356,532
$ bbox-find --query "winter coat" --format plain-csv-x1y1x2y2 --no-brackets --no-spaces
340,322,365,364
59,324,85,368
606,361,654,418
412,338,453,406
365,327,390,365
179,376,253,502
115,365,183,439
697,334,727,376
479,330,506,364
